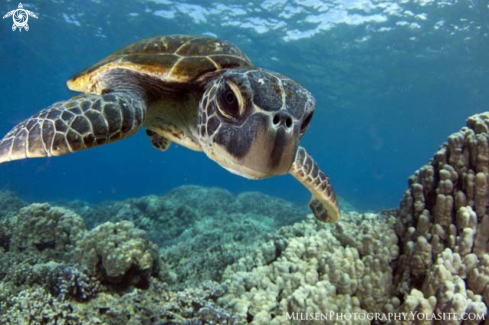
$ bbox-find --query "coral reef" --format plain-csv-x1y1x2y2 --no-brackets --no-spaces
0,201,246,324
7,203,85,260
156,188,307,286
232,191,308,227
76,221,159,287
0,280,245,325
1,112,489,324
0,187,311,323
0,203,101,322
159,206,277,286
394,112,489,322
82,186,306,247
0,190,25,219
217,212,399,324
72,186,307,287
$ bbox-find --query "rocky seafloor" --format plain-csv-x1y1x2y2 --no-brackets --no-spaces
1,112,489,324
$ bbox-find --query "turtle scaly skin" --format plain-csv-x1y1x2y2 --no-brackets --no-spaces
0,93,145,160
290,147,339,222
0,35,340,222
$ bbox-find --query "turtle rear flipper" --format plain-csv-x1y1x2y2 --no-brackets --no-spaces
0,92,145,163
289,146,340,223
146,129,171,151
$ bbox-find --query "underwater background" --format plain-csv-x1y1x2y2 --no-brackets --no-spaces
0,0,487,211
1,0,489,324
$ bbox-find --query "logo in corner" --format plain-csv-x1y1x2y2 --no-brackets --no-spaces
3,3,38,32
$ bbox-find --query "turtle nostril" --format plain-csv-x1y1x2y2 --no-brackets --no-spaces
272,113,294,129
273,115,280,125
285,117,293,128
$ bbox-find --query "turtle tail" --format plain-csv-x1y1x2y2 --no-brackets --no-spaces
0,92,146,163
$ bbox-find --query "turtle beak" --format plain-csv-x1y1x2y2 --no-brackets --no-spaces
239,112,298,176
208,111,300,180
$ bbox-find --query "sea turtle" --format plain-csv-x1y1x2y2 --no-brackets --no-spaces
0,35,340,222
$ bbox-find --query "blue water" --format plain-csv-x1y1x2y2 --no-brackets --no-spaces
0,0,487,211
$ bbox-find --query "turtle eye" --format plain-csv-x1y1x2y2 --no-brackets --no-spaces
217,82,243,120
225,91,236,105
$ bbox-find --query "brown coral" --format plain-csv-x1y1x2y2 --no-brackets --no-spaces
394,112,489,320
9,203,85,260
75,221,159,287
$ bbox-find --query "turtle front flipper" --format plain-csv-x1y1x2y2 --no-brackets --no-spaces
0,92,145,163
289,146,340,223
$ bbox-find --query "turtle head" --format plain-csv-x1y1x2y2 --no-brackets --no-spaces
197,69,315,179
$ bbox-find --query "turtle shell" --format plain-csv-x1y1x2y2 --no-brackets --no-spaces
67,35,254,93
